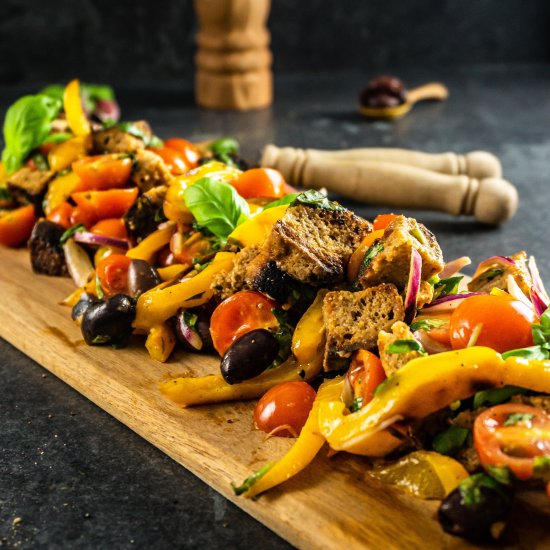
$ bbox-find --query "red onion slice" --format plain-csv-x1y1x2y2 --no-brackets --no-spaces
421,292,484,313
473,255,515,278
506,275,532,309
63,239,94,287
531,286,549,318
404,249,422,324
74,231,129,250
439,256,471,279
528,256,549,301
94,99,121,123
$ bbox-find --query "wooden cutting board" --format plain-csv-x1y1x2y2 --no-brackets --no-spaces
1,247,548,549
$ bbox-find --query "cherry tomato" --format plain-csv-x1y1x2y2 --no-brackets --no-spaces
254,381,317,437
151,146,190,175
0,205,36,247
346,350,387,407
347,229,384,281
69,205,97,229
474,404,550,481
46,201,74,229
231,168,286,199
72,154,133,191
71,187,138,225
373,213,398,231
170,232,212,265
210,291,278,356
96,254,131,296
449,294,536,353
90,218,128,240
164,138,200,169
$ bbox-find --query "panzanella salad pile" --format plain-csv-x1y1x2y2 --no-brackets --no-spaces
2,80,550,543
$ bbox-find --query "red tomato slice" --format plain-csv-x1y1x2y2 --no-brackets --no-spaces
90,218,128,240
254,381,317,437
474,404,550,480
71,188,138,224
96,254,131,296
231,168,286,199
72,154,133,191
164,138,200,169
210,291,278,356
346,349,386,407
0,205,36,247
449,294,536,353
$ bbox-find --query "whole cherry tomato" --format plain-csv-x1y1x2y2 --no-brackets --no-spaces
210,291,278,356
96,254,131,296
254,381,317,437
164,138,200,169
231,168,286,199
46,201,74,229
449,294,535,353
90,218,128,240
72,154,133,191
346,349,387,407
474,403,550,480
0,205,36,247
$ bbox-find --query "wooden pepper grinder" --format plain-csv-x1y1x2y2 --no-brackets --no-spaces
194,0,273,110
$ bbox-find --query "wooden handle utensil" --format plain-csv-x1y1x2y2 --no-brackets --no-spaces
261,145,517,225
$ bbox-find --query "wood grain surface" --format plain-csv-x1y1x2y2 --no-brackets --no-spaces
1,247,548,549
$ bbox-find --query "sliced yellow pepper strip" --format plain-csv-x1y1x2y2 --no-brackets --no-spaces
157,264,189,281
238,377,343,498
227,204,288,247
43,171,82,215
319,347,550,457
63,79,91,137
126,224,176,264
145,322,177,362
134,251,235,331
48,135,92,173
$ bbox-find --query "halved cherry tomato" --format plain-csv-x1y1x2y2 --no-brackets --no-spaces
373,213,398,231
210,291,278,356
0,205,36,247
90,218,128,240
254,381,317,437
231,168,286,199
151,146,189,175
347,229,384,281
346,350,387,407
474,404,550,481
46,202,74,229
71,187,138,225
164,138,200,169
449,294,536,353
96,254,131,296
70,205,97,229
72,154,133,191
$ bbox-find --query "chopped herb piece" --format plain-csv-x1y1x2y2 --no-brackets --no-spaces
433,276,463,300
290,189,345,211
502,345,549,360
486,465,512,485
472,386,526,409
263,193,299,210
59,224,86,245
432,426,469,455
503,412,535,426
477,267,504,281
95,274,105,300
409,227,427,245
350,397,363,413
232,462,274,496
410,318,447,331
184,311,198,329
387,339,427,356
458,473,509,508
360,241,384,275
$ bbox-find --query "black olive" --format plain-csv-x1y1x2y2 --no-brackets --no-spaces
221,329,279,385
174,307,214,353
438,476,512,541
71,293,100,325
81,294,136,347
359,75,407,109
127,259,161,297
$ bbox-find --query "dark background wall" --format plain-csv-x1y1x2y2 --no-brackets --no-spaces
1,0,549,86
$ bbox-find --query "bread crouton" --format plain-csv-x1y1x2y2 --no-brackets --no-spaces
322,283,404,370
92,120,152,154
7,167,55,207
131,149,173,192
211,245,260,300
358,215,443,290
124,185,168,242
258,203,371,286
468,251,532,296
377,321,422,377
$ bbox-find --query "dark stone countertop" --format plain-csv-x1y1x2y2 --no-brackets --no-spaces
2,66,550,548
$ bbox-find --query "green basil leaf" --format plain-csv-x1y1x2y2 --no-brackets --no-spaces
432,426,469,455
360,241,384,275
503,412,535,426
183,176,250,240
40,84,65,102
486,465,512,485
458,473,509,508
42,132,73,145
409,318,447,331
263,193,299,210
232,462,274,496
433,276,463,300
209,137,240,156
501,345,549,361
472,385,526,409
291,189,345,211
476,267,504,282
386,339,427,356
2,94,62,174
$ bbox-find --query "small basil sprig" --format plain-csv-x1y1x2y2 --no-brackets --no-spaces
432,276,463,300
291,189,344,211
386,339,427,356
502,306,550,360
2,94,62,174
209,137,240,166
183,176,250,241
410,318,446,331
432,426,469,455
263,193,299,210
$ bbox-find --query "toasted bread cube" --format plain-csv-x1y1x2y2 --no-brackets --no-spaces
377,321,422,377
7,167,55,207
92,120,152,154
211,245,260,300
131,149,173,192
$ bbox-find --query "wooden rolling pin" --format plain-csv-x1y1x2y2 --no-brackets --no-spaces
261,145,502,180
260,146,517,225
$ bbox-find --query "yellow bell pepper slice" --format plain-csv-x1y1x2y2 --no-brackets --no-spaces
48,135,92,173
157,264,189,281
319,347,550,457
227,204,288,247
134,251,235,331
235,377,343,498
43,171,82,215
163,162,242,225
159,290,326,407
126,224,176,264
63,79,91,137
145,322,177,362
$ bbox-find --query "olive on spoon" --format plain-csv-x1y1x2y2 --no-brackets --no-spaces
359,75,449,120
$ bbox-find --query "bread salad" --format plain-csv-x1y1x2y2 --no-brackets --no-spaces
2,80,550,543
